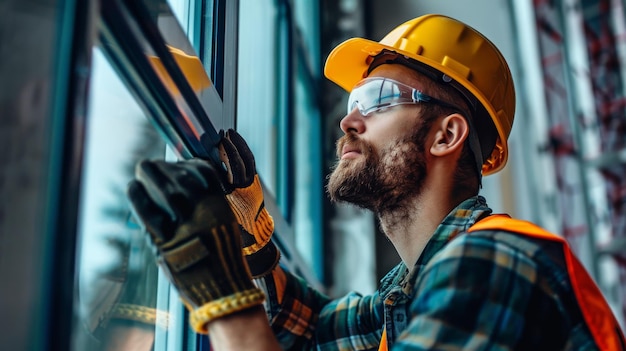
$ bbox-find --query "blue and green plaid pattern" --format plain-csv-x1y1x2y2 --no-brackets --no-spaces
257,196,598,350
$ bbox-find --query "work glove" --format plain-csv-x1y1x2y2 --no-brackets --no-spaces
127,159,265,334
211,129,280,278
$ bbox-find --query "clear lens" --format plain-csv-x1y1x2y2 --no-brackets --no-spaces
346,77,464,116
347,78,415,115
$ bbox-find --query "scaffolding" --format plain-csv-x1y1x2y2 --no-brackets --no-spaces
531,0,626,328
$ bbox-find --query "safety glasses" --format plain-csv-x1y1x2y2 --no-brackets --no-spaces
347,77,464,116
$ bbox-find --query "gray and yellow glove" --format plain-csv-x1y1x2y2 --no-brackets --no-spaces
214,129,280,278
126,159,264,334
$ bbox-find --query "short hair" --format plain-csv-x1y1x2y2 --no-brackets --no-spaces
415,71,498,194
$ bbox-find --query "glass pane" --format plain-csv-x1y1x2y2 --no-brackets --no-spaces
236,0,277,195
71,48,167,351
146,0,227,137
99,0,225,163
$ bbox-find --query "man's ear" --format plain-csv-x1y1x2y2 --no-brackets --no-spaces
429,113,469,157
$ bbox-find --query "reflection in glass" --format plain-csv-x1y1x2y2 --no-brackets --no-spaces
100,0,224,162
71,48,167,351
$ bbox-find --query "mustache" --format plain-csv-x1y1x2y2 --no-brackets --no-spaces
336,133,367,158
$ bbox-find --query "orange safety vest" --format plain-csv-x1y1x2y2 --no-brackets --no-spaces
378,214,626,351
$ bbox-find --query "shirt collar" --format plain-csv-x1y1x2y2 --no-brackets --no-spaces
415,195,492,267
382,196,492,296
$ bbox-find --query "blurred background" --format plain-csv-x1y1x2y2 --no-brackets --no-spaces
1,0,625,349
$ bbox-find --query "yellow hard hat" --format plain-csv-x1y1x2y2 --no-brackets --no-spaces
324,14,515,175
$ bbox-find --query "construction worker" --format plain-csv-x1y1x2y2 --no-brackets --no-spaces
127,14,625,350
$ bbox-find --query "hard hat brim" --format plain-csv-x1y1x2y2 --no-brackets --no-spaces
323,37,385,92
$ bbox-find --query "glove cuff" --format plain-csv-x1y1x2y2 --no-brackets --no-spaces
189,288,266,334
241,207,274,255
246,241,281,278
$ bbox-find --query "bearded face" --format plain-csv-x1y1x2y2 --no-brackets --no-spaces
327,128,428,214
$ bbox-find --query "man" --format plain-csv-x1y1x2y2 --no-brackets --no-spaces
127,14,625,350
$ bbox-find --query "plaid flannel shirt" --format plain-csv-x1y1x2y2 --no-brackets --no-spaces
256,196,598,350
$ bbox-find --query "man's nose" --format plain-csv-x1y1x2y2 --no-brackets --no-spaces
340,108,366,134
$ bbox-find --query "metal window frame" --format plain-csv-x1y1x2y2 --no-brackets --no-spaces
97,0,322,342
45,0,99,349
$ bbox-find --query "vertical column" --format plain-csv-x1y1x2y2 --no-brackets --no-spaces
578,0,626,327
533,0,593,266
0,0,97,349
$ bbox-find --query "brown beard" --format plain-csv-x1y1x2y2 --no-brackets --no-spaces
326,131,427,215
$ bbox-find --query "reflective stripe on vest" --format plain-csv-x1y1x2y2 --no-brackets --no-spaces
377,214,625,351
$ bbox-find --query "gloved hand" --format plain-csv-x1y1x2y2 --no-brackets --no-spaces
212,129,280,278
126,159,265,334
